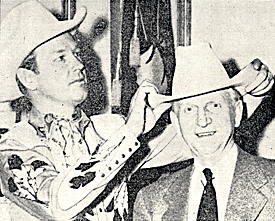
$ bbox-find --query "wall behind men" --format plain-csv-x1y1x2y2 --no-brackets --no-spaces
192,0,275,73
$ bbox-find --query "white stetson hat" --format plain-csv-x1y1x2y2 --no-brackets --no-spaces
148,42,259,108
0,0,87,102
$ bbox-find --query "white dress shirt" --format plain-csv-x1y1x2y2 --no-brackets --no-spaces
188,145,238,221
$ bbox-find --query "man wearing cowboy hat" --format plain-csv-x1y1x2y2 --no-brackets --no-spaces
0,1,185,220
133,43,275,221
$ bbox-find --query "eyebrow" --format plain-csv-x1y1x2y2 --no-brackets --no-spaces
51,49,66,55
51,46,79,55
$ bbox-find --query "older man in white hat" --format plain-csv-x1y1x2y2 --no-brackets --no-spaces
0,1,190,220
133,43,275,221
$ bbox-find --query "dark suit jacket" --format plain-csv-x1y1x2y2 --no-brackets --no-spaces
133,147,275,221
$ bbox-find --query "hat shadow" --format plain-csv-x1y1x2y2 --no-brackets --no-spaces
221,58,241,78
74,28,109,117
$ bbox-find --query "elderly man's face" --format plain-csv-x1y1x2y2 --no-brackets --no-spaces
34,33,87,106
175,90,242,163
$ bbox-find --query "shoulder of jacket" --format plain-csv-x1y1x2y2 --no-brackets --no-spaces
139,165,190,199
256,155,275,179
239,147,275,182
0,121,42,150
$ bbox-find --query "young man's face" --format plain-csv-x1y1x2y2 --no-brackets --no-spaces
34,33,87,106
175,90,242,163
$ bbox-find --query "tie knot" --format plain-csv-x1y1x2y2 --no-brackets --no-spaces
203,168,213,182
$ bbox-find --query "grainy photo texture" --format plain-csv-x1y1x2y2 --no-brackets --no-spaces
0,0,275,220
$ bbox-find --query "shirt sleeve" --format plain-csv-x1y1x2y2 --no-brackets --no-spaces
48,123,141,220
140,111,193,168
0,122,141,220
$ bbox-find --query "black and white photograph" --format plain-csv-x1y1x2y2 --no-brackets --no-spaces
1,0,275,220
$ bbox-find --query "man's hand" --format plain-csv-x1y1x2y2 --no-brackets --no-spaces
243,58,274,96
236,58,274,118
136,46,166,93
126,81,160,137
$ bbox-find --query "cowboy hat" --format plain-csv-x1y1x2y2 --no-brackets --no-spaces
0,0,87,102
148,43,260,108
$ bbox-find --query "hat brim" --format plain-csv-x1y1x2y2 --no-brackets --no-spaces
148,81,235,108
148,62,256,108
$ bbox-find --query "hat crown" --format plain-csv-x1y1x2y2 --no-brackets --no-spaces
1,1,57,56
172,43,230,99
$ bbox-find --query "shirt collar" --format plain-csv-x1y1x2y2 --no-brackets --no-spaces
26,107,90,137
193,144,238,182
76,109,90,135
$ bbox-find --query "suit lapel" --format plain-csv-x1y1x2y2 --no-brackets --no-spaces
225,148,268,221
159,148,269,221
162,164,193,221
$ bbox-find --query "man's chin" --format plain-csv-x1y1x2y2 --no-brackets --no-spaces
71,92,88,106
191,143,219,156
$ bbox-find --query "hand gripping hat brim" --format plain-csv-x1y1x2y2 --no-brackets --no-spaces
0,0,87,102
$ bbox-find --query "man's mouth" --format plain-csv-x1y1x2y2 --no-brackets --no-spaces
70,77,85,85
196,131,216,137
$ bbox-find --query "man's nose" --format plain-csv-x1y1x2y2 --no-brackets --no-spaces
71,54,84,72
196,109,212,127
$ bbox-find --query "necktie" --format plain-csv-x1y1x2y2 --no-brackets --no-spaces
197,168,219,221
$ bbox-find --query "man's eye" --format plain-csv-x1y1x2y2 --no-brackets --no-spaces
206,102,221,112
74,51,82,60
73,48,81,57
55,55,65,62
184,106,196,114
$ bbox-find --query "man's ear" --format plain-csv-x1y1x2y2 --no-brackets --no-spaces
16,68,37,91
234,100,243,127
